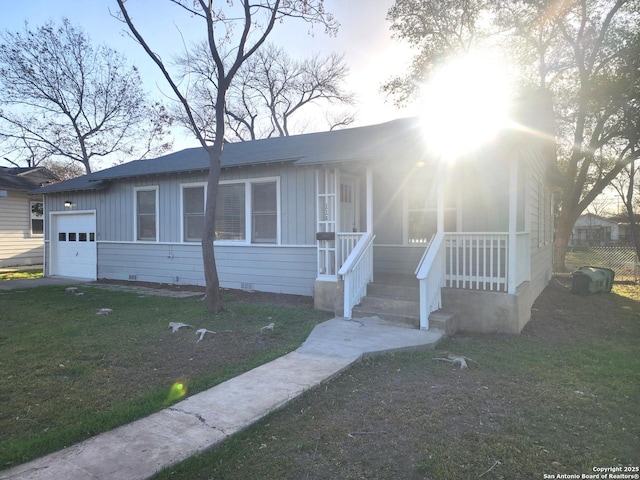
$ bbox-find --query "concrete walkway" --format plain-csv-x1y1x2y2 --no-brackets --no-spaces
0,278,442,480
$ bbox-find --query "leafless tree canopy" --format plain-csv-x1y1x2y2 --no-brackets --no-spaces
0,19,172,173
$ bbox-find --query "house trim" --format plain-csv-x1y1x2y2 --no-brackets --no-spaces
133,185,159,243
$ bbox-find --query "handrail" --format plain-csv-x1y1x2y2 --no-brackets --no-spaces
338,232,375,276
414,233,436,277
340,232,376,319
415,231,446,329
416,231,444,280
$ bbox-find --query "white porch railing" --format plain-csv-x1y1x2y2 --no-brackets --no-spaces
338,232,375,319
444,232,530,292
416,232,531,330
445,233,509,291
338,232,365,267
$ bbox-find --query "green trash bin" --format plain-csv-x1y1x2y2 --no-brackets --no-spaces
571,266,615,295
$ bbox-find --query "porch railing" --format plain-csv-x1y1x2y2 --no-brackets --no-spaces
339,232,375,319
338,232,365,267
445,233,509,291
415,231,531,330
415,232,445,330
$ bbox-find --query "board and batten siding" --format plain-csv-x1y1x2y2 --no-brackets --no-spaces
98,242,316,296
0,191,43,267
44,163,317,245
43,162,319,296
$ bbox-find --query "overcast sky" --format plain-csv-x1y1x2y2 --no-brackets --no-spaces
0,0,415,153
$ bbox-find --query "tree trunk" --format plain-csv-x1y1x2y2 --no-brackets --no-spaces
554,205,581,273
202,147,222,313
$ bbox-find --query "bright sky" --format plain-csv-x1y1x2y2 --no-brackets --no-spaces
0,0,415,155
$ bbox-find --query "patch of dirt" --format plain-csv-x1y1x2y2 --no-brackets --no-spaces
94,279,313,307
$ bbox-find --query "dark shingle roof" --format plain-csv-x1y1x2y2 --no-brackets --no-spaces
33,118,424,194
0,167,58,191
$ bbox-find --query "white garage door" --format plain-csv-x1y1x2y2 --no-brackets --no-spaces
51,212,97,279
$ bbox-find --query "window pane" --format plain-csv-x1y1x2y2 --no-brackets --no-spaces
253,214,277,243
252,182,277,243
184,187,204,214
184,216,204,242
252,182,277,213
137,190,156,214
31,219,44,235
137,216,156,241
216,184,245,240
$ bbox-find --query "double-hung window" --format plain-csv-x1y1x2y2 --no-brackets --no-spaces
30,201,43,235
135,187,158,241
183,184,206,242
181,178,279,244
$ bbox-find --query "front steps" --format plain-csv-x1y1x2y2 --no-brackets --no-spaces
350,276,457,334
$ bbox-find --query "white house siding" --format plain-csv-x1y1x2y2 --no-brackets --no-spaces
98,242,316,296
0,191,43,267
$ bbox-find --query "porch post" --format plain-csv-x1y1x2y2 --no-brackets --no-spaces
508,158,518,294
366,167,373,233
436,181,444,233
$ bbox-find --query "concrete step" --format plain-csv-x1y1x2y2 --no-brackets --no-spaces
359,294,420,316
352,304,419,329
428,310,458,336
366,282,419,301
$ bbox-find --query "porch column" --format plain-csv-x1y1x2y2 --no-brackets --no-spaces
507,158,518,294
436,181,444,233
366,167,373,233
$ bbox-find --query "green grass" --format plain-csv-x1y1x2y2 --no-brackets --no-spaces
154,282,640,479
0,269,43,281
0,285,330,469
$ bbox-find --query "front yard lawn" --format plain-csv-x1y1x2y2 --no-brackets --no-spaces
0,284,330,469
155,279,640,480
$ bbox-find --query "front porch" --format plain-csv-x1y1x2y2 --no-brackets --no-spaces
312,153,535,334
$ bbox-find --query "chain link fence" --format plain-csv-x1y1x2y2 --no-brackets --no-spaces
555,245,639,282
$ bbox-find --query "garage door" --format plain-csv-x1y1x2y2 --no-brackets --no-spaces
51,212,97,279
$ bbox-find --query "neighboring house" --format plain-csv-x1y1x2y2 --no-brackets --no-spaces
0,167,58,268
34,92,557,334
570,214,620,246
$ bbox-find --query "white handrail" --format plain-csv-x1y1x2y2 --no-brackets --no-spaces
339,232,375,319
415,231,446,330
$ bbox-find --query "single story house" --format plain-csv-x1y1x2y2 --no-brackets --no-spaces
0,166,57,268
35,93,557,334
570,213,620,246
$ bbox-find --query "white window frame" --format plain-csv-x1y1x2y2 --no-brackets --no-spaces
181,177,280,245
134,186,159,242
180,182,207,243
30,200,44,236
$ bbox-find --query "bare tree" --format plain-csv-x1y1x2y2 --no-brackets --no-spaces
0,19,172,173
116,0,338,313
174,43,354,142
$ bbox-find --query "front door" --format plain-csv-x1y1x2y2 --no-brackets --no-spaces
340,177,359,233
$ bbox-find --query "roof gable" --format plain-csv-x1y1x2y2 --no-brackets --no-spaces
0,167,58,191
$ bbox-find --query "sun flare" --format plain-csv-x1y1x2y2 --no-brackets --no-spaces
420,52,513,159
